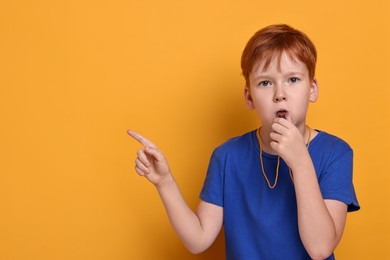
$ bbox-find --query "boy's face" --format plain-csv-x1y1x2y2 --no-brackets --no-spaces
244,52,318,131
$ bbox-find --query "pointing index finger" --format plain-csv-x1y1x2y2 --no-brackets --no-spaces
127,129,157,148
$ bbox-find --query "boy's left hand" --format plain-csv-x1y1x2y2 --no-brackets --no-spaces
269,116,309,168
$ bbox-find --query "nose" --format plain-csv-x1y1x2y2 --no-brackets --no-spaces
273,85,287,102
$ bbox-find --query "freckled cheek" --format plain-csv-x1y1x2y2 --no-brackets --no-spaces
255,104,274,121
293,103,310,118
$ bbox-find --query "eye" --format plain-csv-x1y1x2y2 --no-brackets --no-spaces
288,77,300,84
258,80,271,87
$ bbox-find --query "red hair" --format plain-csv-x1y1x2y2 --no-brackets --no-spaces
241,24,317,87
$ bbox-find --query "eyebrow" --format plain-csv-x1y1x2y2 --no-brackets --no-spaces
285,71,305,77
252,71,305,80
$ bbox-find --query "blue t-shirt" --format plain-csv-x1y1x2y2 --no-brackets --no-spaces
200,130,360,260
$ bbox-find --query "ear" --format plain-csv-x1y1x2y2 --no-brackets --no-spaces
309,78,319,102
244,87,255,110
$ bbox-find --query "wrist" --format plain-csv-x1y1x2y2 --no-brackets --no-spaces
155,173,175,191
289,150,312,173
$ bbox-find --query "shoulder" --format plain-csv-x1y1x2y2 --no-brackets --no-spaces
310,131,354,174
212,130,257,158
312,131,353,155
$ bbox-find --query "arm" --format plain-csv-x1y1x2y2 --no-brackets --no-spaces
270,120,347,260
289,152,347,259
128,130,223,254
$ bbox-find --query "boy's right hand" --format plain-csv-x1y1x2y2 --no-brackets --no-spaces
127,130,172,187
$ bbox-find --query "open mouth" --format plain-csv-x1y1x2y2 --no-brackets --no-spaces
276,110,288,119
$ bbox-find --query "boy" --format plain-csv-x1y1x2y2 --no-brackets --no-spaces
128,24,359,259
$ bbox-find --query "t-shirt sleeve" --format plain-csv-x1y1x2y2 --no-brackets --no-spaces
199,149,224,207
319,142,360,212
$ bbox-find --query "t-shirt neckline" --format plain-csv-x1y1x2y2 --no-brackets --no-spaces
251,129,323,159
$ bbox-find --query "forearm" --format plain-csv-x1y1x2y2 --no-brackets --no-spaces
156,176,215,254
128,130,221,253
292,154,338,259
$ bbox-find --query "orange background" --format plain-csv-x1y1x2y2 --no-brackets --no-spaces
1,0,389,259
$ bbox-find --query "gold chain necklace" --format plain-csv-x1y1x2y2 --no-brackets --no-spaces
256,127,312,189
